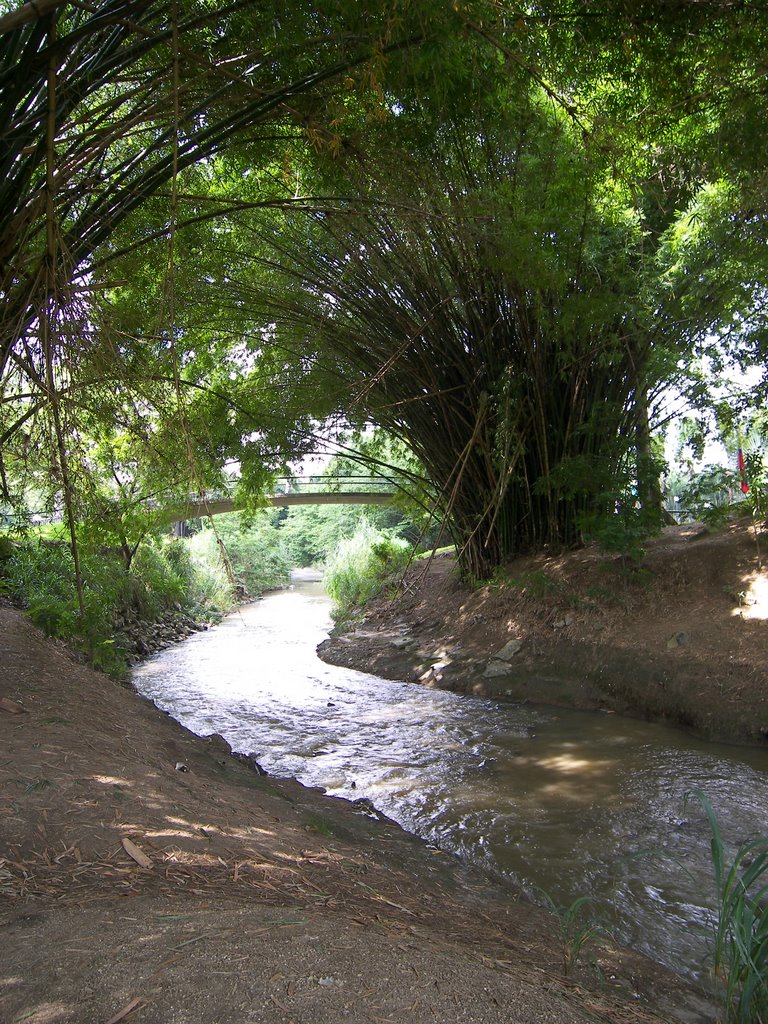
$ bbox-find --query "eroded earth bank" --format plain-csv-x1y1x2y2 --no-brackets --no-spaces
319,521,768,748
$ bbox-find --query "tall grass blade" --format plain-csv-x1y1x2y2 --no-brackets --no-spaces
688,789,768,1024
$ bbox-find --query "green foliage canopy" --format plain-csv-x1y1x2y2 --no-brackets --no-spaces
4,1,768,580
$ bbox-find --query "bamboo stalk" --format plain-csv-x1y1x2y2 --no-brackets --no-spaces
40,11,86,618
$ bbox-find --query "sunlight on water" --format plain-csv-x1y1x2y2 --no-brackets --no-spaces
132,576,768,979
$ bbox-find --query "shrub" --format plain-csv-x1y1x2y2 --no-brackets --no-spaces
186,511,292,599
324,519,412,618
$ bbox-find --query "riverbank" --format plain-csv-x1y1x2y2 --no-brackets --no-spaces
318,520,768,747
1,603,714,1024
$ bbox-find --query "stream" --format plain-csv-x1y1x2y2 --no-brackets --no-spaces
132,573,768,979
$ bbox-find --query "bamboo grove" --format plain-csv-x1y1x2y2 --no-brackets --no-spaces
2,1,768,579
0,0,439,586
225,103,670,576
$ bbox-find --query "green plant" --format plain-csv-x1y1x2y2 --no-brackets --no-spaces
584,583,620,605
688,790,768,1024
301,812,336,838
539,891,608,977
130,543,186,618
324,519,412,618
26,597,75,638
25,778,52,794
579,504,658,567
89,638,128,679
187,512,291,600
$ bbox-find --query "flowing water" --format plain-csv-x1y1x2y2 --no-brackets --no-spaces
132,574,768,978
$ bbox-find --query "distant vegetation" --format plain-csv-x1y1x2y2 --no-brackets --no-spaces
323,518,413,624
0,510,288,675
0,488,424,674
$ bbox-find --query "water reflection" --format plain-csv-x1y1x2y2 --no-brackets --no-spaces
132,578,768,978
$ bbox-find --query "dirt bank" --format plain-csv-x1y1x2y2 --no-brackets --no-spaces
1,603,715,1024
319,520,768,747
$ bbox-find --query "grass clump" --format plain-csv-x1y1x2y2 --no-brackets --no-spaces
324,518,412,621
539,891,608,977
689,790,768,1024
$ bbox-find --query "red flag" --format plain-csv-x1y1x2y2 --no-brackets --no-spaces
737,448,750,493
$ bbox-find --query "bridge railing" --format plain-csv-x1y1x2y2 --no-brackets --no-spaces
5,475,401,527
270,475,397,494
159,475,400,519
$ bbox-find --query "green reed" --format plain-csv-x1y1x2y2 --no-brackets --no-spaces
689,790,768,1024
539,892,607,977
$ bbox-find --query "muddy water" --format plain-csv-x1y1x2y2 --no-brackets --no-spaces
132,576,768,978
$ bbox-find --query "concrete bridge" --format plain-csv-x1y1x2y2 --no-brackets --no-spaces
168,476,397,523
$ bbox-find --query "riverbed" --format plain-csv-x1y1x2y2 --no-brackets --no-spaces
132,575,768,979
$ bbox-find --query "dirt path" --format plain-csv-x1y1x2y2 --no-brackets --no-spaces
1,603,714,1024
